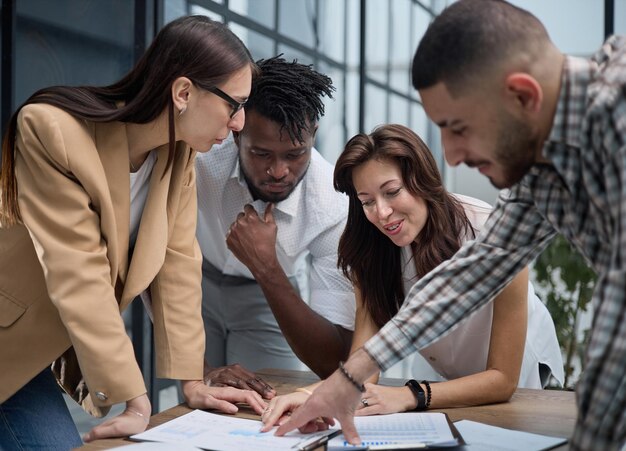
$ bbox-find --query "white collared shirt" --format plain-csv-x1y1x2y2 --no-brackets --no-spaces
195,135,355,330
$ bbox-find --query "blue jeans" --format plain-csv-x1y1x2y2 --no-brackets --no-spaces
0,367,82,450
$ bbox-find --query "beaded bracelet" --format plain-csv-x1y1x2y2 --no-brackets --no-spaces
421,380,432,409
338,361,366,393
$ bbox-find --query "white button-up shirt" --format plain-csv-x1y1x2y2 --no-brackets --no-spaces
196,135,355,330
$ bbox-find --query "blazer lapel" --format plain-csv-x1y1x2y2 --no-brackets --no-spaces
121,145,170,308
95,121,130,285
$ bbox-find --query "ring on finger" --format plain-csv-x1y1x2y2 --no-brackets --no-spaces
361,398,369,407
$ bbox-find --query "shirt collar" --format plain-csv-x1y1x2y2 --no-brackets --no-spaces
230,155,302,219
544,55,596,156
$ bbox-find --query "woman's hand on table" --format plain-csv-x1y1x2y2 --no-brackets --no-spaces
182,379,267,415
275,367,363,445
260,391,324,432
355,383,415,416
82,393,151,442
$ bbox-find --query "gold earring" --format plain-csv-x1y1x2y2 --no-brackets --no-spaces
179,106,187,116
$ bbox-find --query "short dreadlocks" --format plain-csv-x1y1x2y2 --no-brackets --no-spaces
245,55,335,144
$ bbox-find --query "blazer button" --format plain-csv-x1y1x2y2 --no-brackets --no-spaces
95,391,108,401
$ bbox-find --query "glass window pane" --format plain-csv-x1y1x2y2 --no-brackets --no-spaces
190,5,222,22
318,0,345,62
15,0,133,105
365,0,388,85
508,0,604,54
410,104,429,148
617,0,626,34
410,5,432,92
364,84,387,132
389,94,408,125
230,0,275,29
278,0,315,47
164,0,188,23
389,0,411,93
345,71,360,139
345,0,361,67
411,103,443,170
317,62,346,164
230,23,274,60
276,44,314,66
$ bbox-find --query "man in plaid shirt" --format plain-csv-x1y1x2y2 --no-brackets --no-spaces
276,1,625,449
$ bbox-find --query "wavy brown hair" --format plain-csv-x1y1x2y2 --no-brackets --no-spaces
334,124,474,328
1,15,254,227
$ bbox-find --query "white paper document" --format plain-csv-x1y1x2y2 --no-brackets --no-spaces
454,420,568,451
131,409,339,451
328,412,460,449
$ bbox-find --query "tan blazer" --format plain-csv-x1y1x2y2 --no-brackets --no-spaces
0,103,204,416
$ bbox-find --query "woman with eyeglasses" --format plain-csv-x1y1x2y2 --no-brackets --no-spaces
261,124,563,431
0,15,265,449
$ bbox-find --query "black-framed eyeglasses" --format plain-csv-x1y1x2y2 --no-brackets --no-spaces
207,86,247,119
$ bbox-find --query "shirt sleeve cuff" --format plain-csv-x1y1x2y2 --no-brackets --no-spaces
363,318,416,371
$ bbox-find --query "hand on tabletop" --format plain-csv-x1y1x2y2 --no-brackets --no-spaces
260,391,312,432
182,379,266,415
204,363,276,399
275,370,362,444
355,383,415,416
82,393,151,442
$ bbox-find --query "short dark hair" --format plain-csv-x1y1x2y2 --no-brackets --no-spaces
412,0,550,94
245,55,335,144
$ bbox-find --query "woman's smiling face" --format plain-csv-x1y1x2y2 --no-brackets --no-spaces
352,157,428,248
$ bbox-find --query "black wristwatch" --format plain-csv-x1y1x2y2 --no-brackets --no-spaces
405,379,427,410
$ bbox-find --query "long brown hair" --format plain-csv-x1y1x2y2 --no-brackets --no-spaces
334,124,474,327
1,15,254,227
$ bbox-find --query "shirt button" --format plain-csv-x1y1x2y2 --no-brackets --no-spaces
95,391,108,401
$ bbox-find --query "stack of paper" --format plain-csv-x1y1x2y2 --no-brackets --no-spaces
453,420,567,450
131,409,339,451
328,412,460,450
130,409,566,451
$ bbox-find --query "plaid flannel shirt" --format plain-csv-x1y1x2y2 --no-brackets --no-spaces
364,36,626,450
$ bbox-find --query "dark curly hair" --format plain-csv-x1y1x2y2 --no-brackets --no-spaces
245,55,335,144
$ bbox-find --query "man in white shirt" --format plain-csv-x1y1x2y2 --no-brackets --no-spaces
196,56,355,392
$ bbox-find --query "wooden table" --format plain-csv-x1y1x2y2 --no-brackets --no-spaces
79,368,576,450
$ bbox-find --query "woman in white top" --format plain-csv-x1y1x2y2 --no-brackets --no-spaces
261,124,562,428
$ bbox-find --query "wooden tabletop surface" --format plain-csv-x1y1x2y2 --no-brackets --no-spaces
78,368,576,450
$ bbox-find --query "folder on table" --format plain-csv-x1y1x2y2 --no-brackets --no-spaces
327,412,464,450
